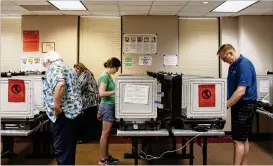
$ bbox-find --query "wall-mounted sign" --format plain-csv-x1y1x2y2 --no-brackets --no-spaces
123,34,157,54
139,55,152,66
23,30,39,52
42,42,55,53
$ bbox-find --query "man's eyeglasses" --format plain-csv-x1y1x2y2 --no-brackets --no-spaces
221,52,232,61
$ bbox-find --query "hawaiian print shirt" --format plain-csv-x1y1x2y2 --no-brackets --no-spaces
42,60,82,123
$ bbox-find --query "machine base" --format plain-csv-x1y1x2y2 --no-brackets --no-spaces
174,116,226,131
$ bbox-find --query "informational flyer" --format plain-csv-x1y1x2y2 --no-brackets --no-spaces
123,34,157,54
21,55,44,72
164,55,178,66
124,84,149,105
259,80,269,93
139,56,152,66
123,55,133,68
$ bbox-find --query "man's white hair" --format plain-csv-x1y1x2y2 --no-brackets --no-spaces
43,51,62,63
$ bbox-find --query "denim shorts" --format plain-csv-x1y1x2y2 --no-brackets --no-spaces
99,103,115,122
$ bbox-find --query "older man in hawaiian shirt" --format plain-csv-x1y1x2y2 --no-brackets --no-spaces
42,51,82,165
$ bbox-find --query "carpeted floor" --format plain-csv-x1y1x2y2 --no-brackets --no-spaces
1,139,273,165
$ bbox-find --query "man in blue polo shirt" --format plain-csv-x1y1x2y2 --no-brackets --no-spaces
217,44,257,165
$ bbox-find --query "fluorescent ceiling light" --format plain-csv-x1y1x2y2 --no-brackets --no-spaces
49,0,86,11
202,2,209,4
212,1,258,13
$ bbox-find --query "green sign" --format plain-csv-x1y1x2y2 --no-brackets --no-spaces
124,55,133,68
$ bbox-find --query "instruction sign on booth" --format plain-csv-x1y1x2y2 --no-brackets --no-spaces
198,84,215,107
8,79,26,102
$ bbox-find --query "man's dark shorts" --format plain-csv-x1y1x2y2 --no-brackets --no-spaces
231,101,256,142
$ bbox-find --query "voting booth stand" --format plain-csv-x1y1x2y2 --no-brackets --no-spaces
116,73,226,165
255,74,273,134
1,75,53,159
177,76,227,131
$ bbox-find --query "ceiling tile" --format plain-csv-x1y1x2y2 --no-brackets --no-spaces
2,10,34,15
1,12,9,16
9,0,47,2
118,1,152,6
187,1,224,7
1,1,16,6
81,0,117,5
20,5,58,11
239,7,272,14
181,5,215,12
119,5,150,11
120,10,148,15
90,10,120,16
149,11,178,15
1,5,27,11
33,11,63,15
13,1,50,5
62,11,91,15
177,11,207,16
263,11,273,15
251,1,273,8
152,1,188,6
150,5,183,12
205,12,235,17
86,5,118,11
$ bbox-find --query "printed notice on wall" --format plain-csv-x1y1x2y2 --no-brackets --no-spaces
21,55,45,72
259,80,269,93
124,84,149,105
123,34,157,54
139,56,152,66
123,55,133,68
23,30,39,52
164,55,178,66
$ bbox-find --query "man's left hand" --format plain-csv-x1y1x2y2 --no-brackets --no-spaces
54,105,63,115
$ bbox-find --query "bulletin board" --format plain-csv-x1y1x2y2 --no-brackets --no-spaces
123,34,157,54
121,16,179,75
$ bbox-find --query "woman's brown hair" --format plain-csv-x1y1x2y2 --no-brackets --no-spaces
74,62,94,76
104,57,121,68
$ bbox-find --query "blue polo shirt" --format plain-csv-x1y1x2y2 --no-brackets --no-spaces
227,55,257,101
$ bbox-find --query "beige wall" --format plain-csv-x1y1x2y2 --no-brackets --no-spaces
220,17,239,78
22,16,78,67
1,18,22,72
238,16,273,75
221,16,273,133
122,16,179,74
79,16,121,81
179,18,219,77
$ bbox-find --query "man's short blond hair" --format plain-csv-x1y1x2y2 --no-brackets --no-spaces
217,44,236,55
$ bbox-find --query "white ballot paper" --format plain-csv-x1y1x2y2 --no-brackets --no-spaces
124,84,149,105
259,80,269,93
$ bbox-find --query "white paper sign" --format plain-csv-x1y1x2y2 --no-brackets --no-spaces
139,56,152,66
124,84,149,105
21,55,45,72
164,55,178,66
259,80,269,93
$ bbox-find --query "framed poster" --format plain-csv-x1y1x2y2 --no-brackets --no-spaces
42,42,55,53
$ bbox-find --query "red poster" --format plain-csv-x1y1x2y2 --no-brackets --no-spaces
8,79,25,102
198,84,215,107
23,30,39,52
